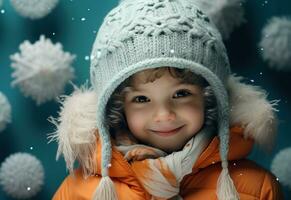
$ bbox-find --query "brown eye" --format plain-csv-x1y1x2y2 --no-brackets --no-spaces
173,89,192,98
132,96,150,103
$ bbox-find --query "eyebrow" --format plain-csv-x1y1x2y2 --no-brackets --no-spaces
131,85,148,90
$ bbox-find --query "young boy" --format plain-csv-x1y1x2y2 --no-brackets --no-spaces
50,0,283,199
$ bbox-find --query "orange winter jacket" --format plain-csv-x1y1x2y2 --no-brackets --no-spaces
53,126,283,200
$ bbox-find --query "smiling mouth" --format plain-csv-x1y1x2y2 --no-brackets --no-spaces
150,126,184,137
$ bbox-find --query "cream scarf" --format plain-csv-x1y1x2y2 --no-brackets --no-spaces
116,127,214,199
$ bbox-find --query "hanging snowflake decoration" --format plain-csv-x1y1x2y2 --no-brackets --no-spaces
0,92,11,132
10,35,75,105
271,147,291,190
195,0,245,40
10,0,59,19
0,152,45,199
259,16,291,71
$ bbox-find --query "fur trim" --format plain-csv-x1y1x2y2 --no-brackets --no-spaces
48,84,98,177
227,75,279,151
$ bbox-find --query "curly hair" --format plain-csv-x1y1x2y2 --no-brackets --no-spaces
105,67,218,137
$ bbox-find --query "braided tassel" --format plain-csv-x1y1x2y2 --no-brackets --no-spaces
92,176,118,200
216,161,239,200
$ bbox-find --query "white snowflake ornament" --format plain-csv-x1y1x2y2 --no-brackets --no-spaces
0,153,44,199
10,0,59,19
271,147,291,190
10,35,75,105
0,92,11,132
195,0,245,40
259,16,291,71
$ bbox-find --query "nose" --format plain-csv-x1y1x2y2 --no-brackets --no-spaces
153,103,176,122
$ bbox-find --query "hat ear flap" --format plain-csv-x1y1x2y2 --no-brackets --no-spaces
227,75,279,151
48,84,99,177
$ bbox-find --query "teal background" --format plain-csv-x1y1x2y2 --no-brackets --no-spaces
0,0,290,199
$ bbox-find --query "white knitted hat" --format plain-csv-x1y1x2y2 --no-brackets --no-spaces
90,0,238,199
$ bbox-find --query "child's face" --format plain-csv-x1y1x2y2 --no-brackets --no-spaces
124,70,205,153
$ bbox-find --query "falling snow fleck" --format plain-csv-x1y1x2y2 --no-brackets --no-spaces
0,153,44,199
0,9,5,14
10,0,59,20
81,17,86,21
85,55,90,61
262,0,268,6
10,35,75,105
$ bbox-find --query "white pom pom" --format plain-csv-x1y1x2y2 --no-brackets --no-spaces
10,35,75,105
259,16,291,71
0,153,44,199
195,0,245,40
227,75,278,151
48,84,98,177
10,0,59,19
0,92,11,132
271,147,291,190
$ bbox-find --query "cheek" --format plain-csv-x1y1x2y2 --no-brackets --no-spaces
179,102,205,124
124,108,147,135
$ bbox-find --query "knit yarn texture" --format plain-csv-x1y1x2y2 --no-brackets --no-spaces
90,0,231,177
